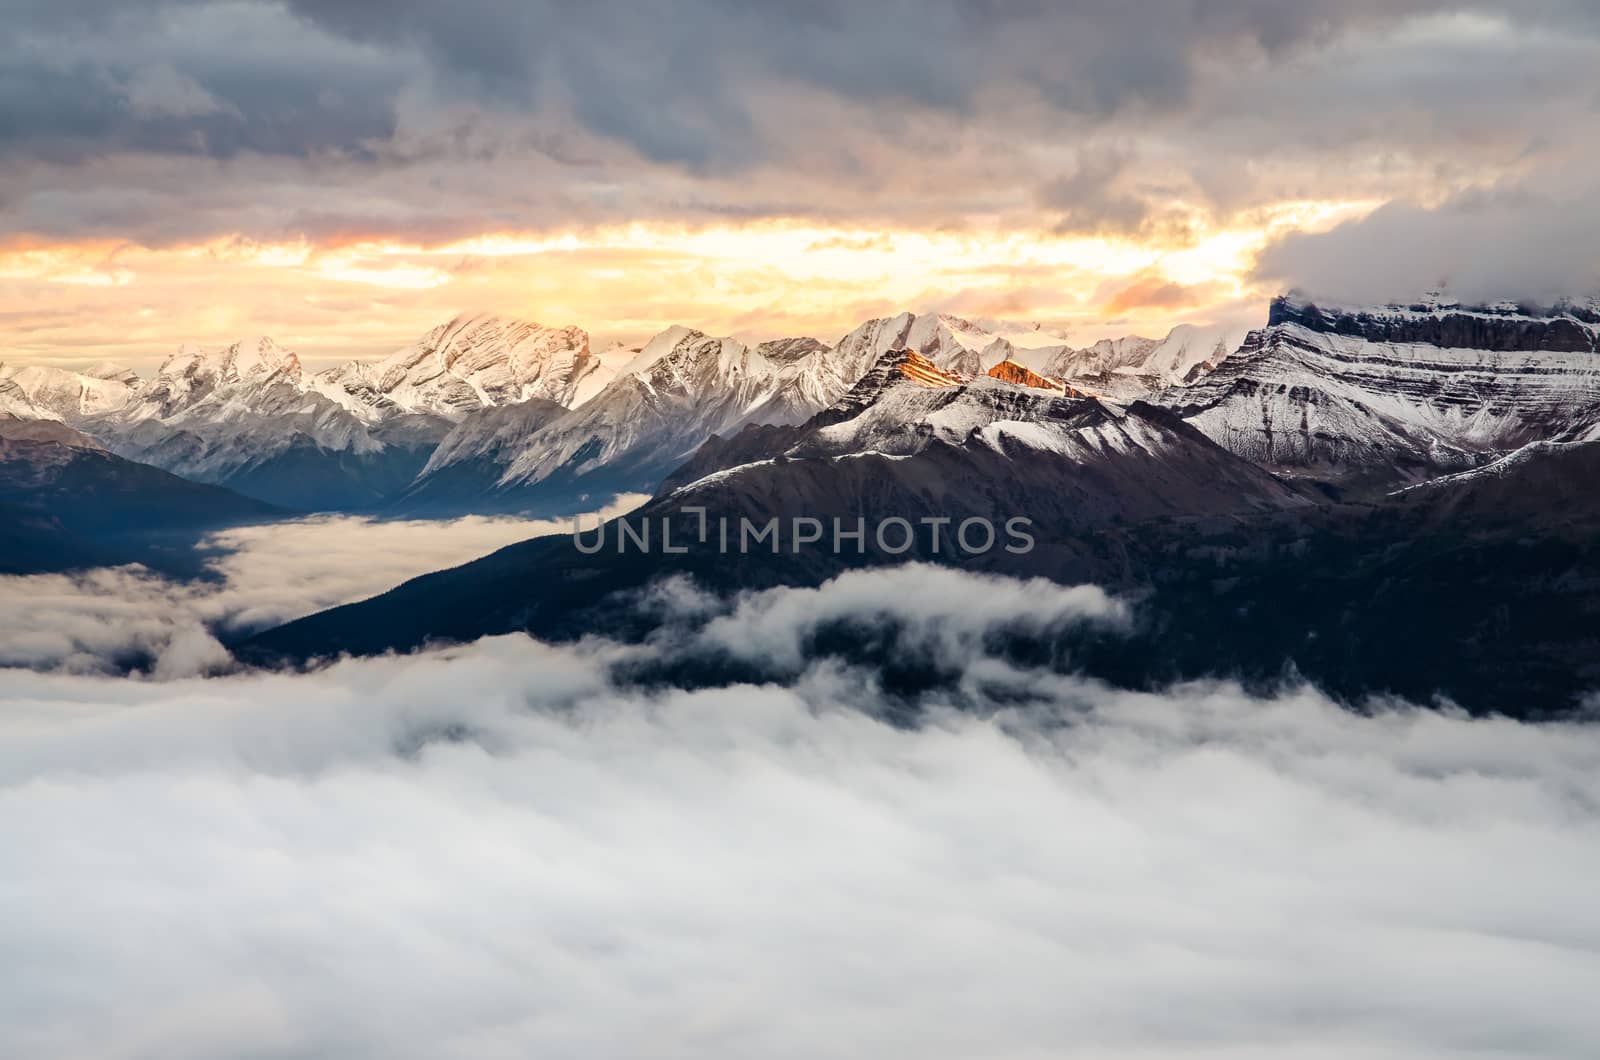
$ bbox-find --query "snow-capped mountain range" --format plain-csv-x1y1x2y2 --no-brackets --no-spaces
0,308,1226,512
5,295,1599,513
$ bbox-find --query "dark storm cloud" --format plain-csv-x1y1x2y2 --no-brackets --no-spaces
279,0,1457,164
2,0,1599,255
0,0,1557,168
1255,181,1600,306
1035,146,1152,235
0,1,406,164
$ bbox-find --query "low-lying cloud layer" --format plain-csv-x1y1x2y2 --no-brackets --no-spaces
2,564,1599,1058
0,497,645,675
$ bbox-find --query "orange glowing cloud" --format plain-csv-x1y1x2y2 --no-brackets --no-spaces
0,199,1381,371
1103,275,1214,314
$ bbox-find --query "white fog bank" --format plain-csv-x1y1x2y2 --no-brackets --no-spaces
0,496,648,674
2,579,1599,1058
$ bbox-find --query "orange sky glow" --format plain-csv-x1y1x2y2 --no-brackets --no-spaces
1,199,1377,371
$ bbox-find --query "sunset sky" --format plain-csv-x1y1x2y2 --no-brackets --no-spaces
5,1,1599,370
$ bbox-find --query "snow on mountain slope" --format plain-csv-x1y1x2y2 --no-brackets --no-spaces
0,378,64,421
33,296,1594,516
1161,296,1600,488
0,308,1257,516
786,349,1195,464
0,363,142,419
313,313,603,419
81,361,142,386
0,314,605,510
1139,322,1252,381
124,337,303,423
493,328,778,486
399,327,844,512
831,312,999,379
568,342,638,407
1040,335,1157,378
414,398,571,480
738,342,847,428
1387,435,1600,525
401,309,1265,514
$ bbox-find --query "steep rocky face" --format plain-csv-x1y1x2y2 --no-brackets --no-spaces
494,329,778,489
1016,323,1251,401
1272,297,1600,353
1040,335,1157,379
1161,297,1600,489
986,358,1063,392
755,337,831,365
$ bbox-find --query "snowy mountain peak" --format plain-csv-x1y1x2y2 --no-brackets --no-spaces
221,336,302,383
157,335,301,387
1139,323,1249,381
628,330,777,400
831,312,973,380
621,326,707,378
424,312,591,369
318,313,601,418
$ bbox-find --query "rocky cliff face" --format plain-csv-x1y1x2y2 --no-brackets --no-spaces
1161,296,1600,490
1270,297,1600,352
986,358,1063,392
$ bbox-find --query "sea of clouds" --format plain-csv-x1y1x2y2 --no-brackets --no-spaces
2,518,1599,1058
